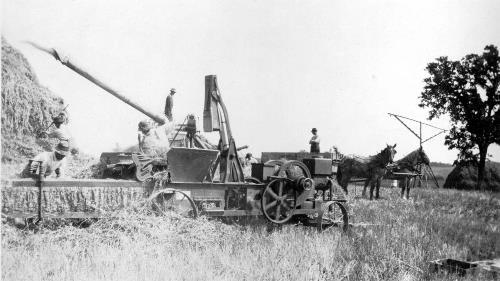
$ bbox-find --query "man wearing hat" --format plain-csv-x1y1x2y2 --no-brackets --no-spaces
244,153,258,167
22,140,70,179
46,112,71,142
138,120,160,156
39,111,79,154
309,128,320,153
164,88,176,122
137,120,173,157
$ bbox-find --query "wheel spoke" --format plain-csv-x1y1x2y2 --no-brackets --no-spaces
275,204,281,221
178,207,190,216
151,191,196,218
281,202,290,211
278,181,283,196
266,188,279,200
320,203,348,230
152,200,164,214
265,201,277,211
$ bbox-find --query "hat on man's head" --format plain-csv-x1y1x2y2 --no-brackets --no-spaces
53,113,66,124
55,140,70,156
311,128,317,132
138,120,151,131
170,88,176,93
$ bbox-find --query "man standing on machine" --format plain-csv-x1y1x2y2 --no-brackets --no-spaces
164,88,176,121
309,128,320,153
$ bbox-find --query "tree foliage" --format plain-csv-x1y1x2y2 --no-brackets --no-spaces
419,45,500,188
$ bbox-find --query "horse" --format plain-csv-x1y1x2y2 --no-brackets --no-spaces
389,147,430,199
336,144,397,200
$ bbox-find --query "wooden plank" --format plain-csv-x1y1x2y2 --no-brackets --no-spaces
2,179,266,190
4,179,146,188
3,211,105,219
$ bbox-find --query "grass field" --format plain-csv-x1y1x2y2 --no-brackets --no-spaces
2,185,499,281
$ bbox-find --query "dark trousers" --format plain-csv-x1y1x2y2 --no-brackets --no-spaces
310,143,320,153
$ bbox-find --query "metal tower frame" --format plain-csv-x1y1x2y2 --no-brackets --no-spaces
388,113,447,188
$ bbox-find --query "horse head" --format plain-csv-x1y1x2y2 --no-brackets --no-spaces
384,143,397,164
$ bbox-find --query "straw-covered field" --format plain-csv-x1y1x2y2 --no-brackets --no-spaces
2,35,499,281
2,186,499,281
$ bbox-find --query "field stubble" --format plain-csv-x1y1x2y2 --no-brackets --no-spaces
2,186,499,281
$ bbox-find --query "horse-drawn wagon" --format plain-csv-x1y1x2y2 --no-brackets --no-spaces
1,49,349,230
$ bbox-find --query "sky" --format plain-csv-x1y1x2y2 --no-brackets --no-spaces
2,0,500,163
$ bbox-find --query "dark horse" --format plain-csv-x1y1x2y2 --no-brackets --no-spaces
336,144,397,200
389,147,430,199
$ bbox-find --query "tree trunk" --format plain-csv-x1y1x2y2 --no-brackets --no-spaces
477,144,488,190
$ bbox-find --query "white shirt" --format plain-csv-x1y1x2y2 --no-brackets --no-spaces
310,135,320,144
30,151,66,178
245,157,258,167
138,121,175,157
48,124,71,142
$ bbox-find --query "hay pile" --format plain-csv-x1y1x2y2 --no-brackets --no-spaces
1,37,65,163
444,162,500,192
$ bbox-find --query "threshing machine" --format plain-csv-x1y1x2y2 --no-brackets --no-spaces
1,45,349,230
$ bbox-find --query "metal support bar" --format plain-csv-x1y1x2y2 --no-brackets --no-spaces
424,164,441,188
421,130,446,144
35,161,43,225
169,115,189,146
392,115,421,140
26,41,166,125
388,112,447,190
388,113,447,131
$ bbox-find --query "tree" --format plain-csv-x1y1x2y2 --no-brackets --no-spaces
419,45,500,189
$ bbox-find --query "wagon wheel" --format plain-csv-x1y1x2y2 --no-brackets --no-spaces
261,178,296,224
264,160,285,176
149,189,198,218
318,201,349,231
277,160,312,179
245,177,262,184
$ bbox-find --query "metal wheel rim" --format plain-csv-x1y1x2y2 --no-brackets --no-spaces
149,189,198,218
261,178,295,224
319,201,349,231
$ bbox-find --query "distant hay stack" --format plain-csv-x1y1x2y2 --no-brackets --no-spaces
444,162,500,192
1,37,65,162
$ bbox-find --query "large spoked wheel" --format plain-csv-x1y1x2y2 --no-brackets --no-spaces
278,160,312,179
318,201,349,231
261,178,296,224
149,189,198,218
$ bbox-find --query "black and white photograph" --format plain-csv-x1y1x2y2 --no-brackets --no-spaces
1,1,500,280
